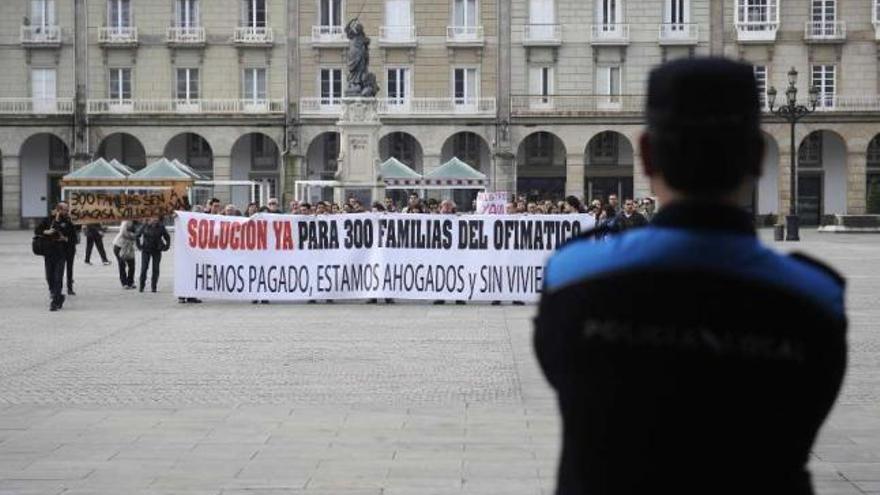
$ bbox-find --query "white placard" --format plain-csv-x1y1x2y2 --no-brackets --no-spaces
475,191,509,214
174,212,591,302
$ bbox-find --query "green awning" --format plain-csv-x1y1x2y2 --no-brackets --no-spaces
63,158,129,180
129,158,196,180
378,157,422,180
424,157,487,181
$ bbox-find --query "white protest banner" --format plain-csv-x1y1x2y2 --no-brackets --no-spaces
475,192,508,215
174,212,591,303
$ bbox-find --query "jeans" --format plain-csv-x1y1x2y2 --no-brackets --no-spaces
139,250,162,290
43,254,65,302
85,236,108,263
114,246,135,287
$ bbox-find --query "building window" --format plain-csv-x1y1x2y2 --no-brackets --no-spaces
875,0,880,25
385,0,412,39
176,68,200,101
386,67,410,105
453,68,478,106
735,0,778,28
320,0,342,27
597,0,621,26
242,0,266,28
320,68,343,105
49,136,68,171
868,136,880,166
753,65,767,108
665,0,687,25
453,133,481,168
811,64,835,108
108,68,131,100
175,0,199,27
453,0,478,27
529,0,555,35
386,132,416,166
529,66,553,107
525,132,555,167
107,0,131,28
31,0,56,28
251,134,278,169
811,0,835,24
31,68,56,112
243,68,267,101
324,133,339,176
798,132,822,167
597,66,621,105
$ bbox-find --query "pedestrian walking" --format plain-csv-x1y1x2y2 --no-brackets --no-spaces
135,216,170,293
34,202,77,311
61,222,80,295
535,58,847,495
84,223,111,265
113,220,138,289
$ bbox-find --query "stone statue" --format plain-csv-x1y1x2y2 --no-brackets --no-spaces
345,18,379,98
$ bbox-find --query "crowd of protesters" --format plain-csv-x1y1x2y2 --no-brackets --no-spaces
193,192,655,233
33,192,652,311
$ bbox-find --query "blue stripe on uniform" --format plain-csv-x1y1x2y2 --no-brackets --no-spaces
544,226,845,318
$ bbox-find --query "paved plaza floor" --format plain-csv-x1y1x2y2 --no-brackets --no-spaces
0,228,877,495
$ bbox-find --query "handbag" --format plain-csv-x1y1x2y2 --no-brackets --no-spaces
120,242,136,260
32,236,49,256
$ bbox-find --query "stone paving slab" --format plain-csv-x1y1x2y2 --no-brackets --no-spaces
0,229,877,494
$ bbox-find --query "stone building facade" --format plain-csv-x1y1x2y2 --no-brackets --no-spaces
1,0,879,228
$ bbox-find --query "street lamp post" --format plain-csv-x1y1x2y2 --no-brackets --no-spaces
767,67,820,242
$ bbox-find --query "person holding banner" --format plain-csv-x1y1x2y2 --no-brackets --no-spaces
536,58,846,495
135,216,170,293
84,223,111,265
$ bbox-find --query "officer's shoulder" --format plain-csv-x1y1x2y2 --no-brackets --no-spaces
787,251,846,288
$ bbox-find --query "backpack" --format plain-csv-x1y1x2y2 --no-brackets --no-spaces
32,236,50,256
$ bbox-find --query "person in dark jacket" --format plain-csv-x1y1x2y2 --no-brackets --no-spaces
84,223,111,265
535,58,847,495
35,202,77,311
614,198,649,231
135,216,171,292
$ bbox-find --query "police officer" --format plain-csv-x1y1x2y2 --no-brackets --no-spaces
535,58,847,495
35,202,77,311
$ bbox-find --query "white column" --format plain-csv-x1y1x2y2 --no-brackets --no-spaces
565,153,585,199
2,155,21,229
633,152,651,199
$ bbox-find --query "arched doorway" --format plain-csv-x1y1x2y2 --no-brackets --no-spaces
796,130,846,225
867,135,880,214
584,131,633,204
379,132,424,173
305,132,340,202
379,132,424,207
96,133,147,170
516,131,566,202
231,133,280,207
756,132,780,220
20,133,69,219
164,133,213,178
440,131,491,210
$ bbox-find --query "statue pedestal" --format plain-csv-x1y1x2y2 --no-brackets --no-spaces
335,97,384,205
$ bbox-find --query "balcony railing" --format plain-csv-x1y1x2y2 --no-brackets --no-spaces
299,97,496,117
311,25,347,45
87,99,285,115
734,21,778,43
234,26,273,44
379,26,417,45
446,25,485,45
511,95,645,115
20,25,62,46
99,26,138,44
523,24,562,46
0,97,75,114
804,21,846,42
589,24,630,45
658,23,698,44
167,26,206,44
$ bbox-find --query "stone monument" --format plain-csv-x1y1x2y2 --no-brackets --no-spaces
334,18,384,205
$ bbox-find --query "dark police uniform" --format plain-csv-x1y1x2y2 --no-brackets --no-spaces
35,214,77,309
535,203,847,494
